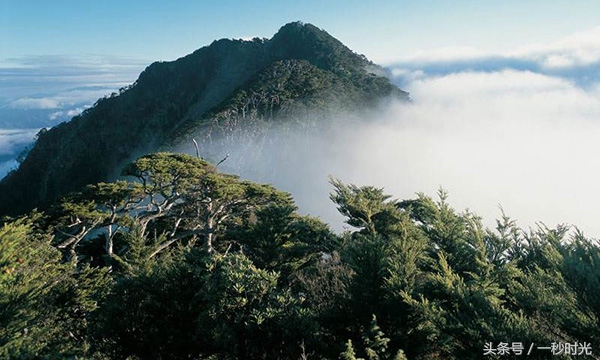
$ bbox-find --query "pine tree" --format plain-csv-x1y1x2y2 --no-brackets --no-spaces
362,315,390,360
340,340,361,360
0,218,111,358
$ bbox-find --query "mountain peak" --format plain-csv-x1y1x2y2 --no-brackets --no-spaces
0,22,408,216
273,21,324,37
267,21,371,74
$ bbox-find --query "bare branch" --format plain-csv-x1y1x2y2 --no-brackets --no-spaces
192,138,201,159
215,153,229,168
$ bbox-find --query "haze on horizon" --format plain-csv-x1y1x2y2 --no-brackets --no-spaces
2,2,600,237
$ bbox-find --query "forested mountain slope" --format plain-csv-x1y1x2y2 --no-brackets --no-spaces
0,22,408,216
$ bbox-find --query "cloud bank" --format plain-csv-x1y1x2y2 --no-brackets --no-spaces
212,69,600,236
0,129,37,178
0,54,146,126
387,26,600,89
8,98,61,110
0,55,146,179
203,28,600,237
0,55,149,178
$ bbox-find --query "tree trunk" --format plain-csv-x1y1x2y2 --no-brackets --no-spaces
205,217,215,253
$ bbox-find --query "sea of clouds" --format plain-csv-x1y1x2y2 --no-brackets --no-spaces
373,27,600,236
0,54,145,177
214,27,600,236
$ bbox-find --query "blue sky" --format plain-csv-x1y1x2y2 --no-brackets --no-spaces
3,0,600,64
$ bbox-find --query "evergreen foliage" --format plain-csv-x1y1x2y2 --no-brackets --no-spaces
1,152,598,359
0,217,111,359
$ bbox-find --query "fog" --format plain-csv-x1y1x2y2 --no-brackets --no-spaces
0,129,37,178
192,69,600,237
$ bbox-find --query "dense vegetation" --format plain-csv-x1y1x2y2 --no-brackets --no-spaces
0,22,408,216
2,152,598,359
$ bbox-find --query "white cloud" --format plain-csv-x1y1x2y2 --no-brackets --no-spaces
49,106,90,120
542,54,576,69
375,71,600,236
386,26,600,69
511,26,600,68
0,129,38,178
386,26,600,88
0,55,146,104
0,54,149,71
196,68,600,237
377,31,600,228
6,87,115,112
390,68,425,83
8,97,61,109
0,129,37,154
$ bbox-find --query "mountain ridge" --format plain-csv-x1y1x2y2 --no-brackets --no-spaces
0,21,409,216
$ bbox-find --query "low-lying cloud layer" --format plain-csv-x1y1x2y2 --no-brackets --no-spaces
210,28,600,236
0,54,146,128
387,26,600,89
213,69,600,236
0,129,38,178
0,55,146,179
